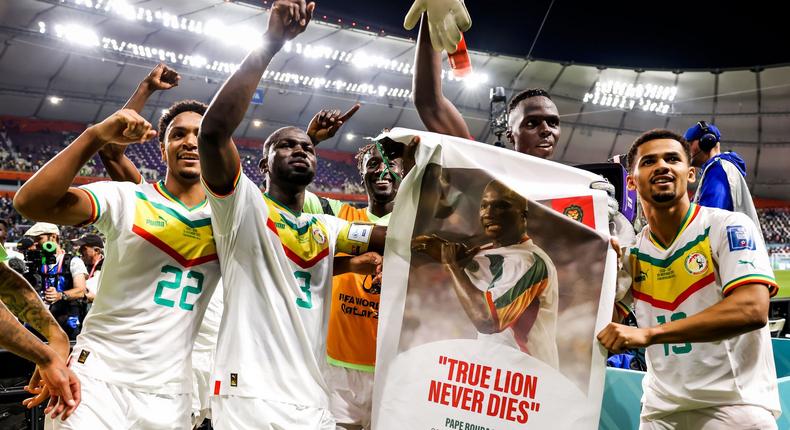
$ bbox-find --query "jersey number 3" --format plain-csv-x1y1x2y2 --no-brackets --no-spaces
154,265,204,311
295,271,313,309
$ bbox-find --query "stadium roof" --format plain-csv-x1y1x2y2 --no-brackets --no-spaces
0,0,788,199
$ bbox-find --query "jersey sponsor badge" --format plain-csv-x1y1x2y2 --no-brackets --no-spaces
348,223,373,244
726,225,755,251
684,252,708,275
230,373,238,387
77,349,90,364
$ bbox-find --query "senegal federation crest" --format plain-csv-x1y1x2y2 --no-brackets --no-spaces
312,227,327,245
563,204,584,223
684,252,708,275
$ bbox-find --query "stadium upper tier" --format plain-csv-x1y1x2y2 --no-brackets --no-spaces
0,116,364,196
0,0,788,200
0,116,788,248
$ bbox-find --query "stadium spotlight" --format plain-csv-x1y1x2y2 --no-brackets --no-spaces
346,133,356,141
48,96,63,105
252,119,263,128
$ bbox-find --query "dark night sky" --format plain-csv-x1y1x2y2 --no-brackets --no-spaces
300,0,789,70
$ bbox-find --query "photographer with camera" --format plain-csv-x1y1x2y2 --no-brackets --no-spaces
73,234,103,303
23,223,88,340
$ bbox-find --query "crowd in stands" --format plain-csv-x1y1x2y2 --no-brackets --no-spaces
0,118,367,195
759,208,790,246
2,117,789,251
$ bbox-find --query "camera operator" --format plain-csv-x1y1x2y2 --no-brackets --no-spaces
73,234,103,303
23,223,88,340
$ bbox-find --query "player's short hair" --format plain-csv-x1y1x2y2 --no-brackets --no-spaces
627,129,690,172
355,142,378,173
507,88,552,115
261,126,306,166
484,180,528,216
158,100,207,144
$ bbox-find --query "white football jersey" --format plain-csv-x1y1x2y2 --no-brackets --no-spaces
618,204,780,418
206,173,370,409
465,238,559,369
73,180,220,394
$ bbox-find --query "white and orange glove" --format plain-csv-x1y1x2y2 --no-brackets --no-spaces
403,0,472,53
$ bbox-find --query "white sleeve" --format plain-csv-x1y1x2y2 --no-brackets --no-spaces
710,211,778,297
77,181,128,241
203,170,264,239
69,256,88,277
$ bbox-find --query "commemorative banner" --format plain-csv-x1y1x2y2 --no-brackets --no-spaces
373,129,618,430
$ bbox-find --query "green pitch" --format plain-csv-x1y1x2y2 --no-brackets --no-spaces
776,270,790,300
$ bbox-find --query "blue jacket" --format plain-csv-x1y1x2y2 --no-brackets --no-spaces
696,152,747,211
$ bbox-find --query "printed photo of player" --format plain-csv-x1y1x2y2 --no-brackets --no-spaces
412,179,559,369
398,164,607,393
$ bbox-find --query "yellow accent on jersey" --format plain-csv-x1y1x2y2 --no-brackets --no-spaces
264,194,331,268
629,227,715,311
132,192,217,267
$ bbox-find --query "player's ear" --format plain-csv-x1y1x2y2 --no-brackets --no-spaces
687,166,697,184
626,174,636,191
160,142,166,161
258,158,267,174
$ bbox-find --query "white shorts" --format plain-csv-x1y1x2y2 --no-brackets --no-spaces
640,405,778,430
49,370,191,430
326,364,374,427
212,395,335,430
191,350,213,427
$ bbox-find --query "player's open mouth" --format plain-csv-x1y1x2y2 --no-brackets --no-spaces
178,153,199,161
536,141,553,148
650,175,674,184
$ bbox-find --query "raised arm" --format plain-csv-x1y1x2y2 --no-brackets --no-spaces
99,63,181,184
306,104,360,146
412,16,471,139
14,109,156,225
199,0,314,195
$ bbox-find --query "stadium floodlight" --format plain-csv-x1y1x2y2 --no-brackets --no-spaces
252,120,263,128
583,79,677,115
346,133,356,141
53,23,100,47
48,96,63,105
461,72,489,88
59,0,472,81
40,20,416,101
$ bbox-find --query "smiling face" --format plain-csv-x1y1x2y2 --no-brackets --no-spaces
261,127,316,186
627,138,696,208
507,96,561,159
361,151,403,204
161,111,202,183
479,181,528,245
